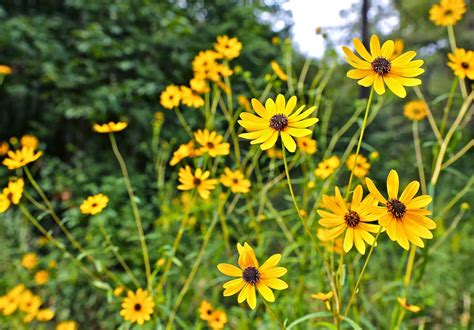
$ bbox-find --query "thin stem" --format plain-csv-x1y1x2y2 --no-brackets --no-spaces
413,86,443,143
440,78,458,135
109,134,151,288
412,121,427,195
345,87,374,200
175,107,193,138
438,176,474,218
343,228,382,317
441,139,474,170
263,299,286,330
403,244,417,288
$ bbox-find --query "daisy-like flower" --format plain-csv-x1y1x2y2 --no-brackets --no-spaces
447,48,474,80
314,156,340,179
208,310,228,330
180,86,205,108
317,185,380,254
19,290,42,313
271,61,288,81
238,94,318,152
177,166,218,199
190,78,210,94
404,100,428,121
34,270,49,285
391,39,404,60
0,178,24,213
36,308,55,321
217,242,288,310
297,136,317,155
1,285,25,316
220,168,251,194
21,252,38,270
194,129,230,157
199,300,214,321
397,297,421,313
120,289,155,325
20,135,39,150
266,148,283,159
169,141,199,166
2,147,42,170
160,85,181,109
114,286,124,297
92,121,128,133
345,153,371,179
193,50,222,80
317,229,344,255
365,169,436,250
214,35,242,60
56,321,78,330
343,35,424,98
0,65,12,75
0,141,9,156
311,291,334,302
429,0,466,26
80,193,109,215
237,95,251,111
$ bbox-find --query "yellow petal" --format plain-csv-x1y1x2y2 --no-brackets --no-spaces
286,128,312,137
260,131,279,150
281,132,296,152
237,283,249,303
251,98,271,119
217,263,243,277
365,177,387,203
353,230,366,254
343,228,354,252
387,169,399,199
347,69,373,79
263,278,288,290
370,35,381,57
380,40,394,59
373,75,385,95
261,267,287,279
384,75,407,98
257,283,275,302
223,279,246,296
353,38,374,62
399,181,420,204
407,195,432,209
259,254,281,272
358,74,376,87
247,285,257,309
351,185,363,210
284,96,297,115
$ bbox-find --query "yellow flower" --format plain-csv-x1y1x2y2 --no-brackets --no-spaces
36,308,55,321
214,35,242,60
0,65,12,75
369,151,380,160
22,252,38,270
317,185,380,254
217,242,288,310
169,141,199,166
114,286,125,297
237,95,251,111
193,50,222,80
153,111,165,127
19,290,42,313
266,148,283,159
317,229,344,255
2,147,42,170
1,285,25,316
20,135,39,150
220,168,251,194
120,289,155,325
397,297,421,313
297,136,317,155
92,121,128,133
429,0,466,26
80,193,109,215
270,61,288,81
190,78,210,94
271,36,281,45
311,291,334,302
0,141,9,156
343,35,424,98
194,129,230,157
404,100,428,121
239,94,318,152
160,84,181,109
314,156,340,179
56,321,78,330
391,39,404,60
180,86,205,108
208,310,228,330
199,300,214,321
0,178,24,213
346,153,371,179
366,169,436,250
177,166,218,199
34,270,49,285
447,48,474,80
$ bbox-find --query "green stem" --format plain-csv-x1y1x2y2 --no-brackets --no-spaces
175,107,193,138
263,299,286,330
412,121,427,195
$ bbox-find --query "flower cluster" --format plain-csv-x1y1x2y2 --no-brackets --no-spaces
199,301,228,329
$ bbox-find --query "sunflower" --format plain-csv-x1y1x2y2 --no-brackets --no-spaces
208,310,228,330
199,300,214,321
160,84,181,109
120,289,155,325
220,168,251,194
180,86,205,108
22,253,38,270
80,193,109,215
2,147,42,170
217,242,288,310
214,35,242,60
345,153,371,179
0,65,12,75
397,297,421,313
56,321,78,330
365,169,436,250
314,156,340,179
317,185,380,254
92,121,128,133
447,48,474,80
169,141,199,166
0,141,9,156
0,178,24,213
177,166,218,200
190,78,210,94
403,100,428,121
343,35,424,98
239,94,318,152
194,129,230,157
34,270,49,285
271,61,288,81
429,0,466,26
20,135,39,150
297,136,317,154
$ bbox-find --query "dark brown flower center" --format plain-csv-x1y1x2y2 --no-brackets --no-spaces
242,266,260,285
6,192,13,201
269,114,289,131
344,210,361,227
371,57,391,75
193,178,202,186
444,9,453,17
387,198,406,219
461,62,469,69
232,178,239,184
134,303,142,311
